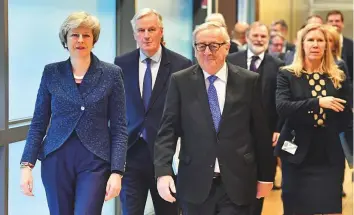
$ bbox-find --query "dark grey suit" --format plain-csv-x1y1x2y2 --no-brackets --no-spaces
227,50,284,215
154,63,275,214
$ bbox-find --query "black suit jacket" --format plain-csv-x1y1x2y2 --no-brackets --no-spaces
114,46,192,158
229,41,239,54
342,37,353,80
154,63,274,205
275,69,352,164
285,42,295,53
227,50,285,133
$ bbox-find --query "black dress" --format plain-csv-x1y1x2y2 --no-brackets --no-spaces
281,73,345,214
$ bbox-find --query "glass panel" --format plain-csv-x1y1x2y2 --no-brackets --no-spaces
136,0,194,60
8,0,116,121
8,141,115,215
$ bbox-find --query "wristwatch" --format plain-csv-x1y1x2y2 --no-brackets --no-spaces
20,162,34,170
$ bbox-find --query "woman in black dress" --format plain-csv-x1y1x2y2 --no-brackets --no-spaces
275,23,352,215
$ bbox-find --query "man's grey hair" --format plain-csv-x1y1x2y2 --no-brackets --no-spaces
270,32,285,44
272,19,288,31
59,11,100,49
130,8,163,32
192,21,230,46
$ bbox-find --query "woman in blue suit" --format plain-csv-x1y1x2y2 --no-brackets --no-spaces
20,11,128,215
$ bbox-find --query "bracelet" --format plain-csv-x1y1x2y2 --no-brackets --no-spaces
20,162,34,170
20,165,32,170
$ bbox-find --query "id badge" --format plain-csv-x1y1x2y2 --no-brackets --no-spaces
281,140,298,155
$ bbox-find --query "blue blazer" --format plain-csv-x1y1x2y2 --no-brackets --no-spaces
21,53,128,172
114,46,192,156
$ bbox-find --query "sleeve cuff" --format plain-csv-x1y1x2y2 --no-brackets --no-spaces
111,170,124,176
258,181,274,184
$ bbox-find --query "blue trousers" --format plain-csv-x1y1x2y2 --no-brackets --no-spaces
41,133,111,215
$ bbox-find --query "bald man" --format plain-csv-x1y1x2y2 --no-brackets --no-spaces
232,22,249,51
205,13,239,54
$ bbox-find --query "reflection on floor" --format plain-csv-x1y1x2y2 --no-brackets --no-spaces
262,165,353,215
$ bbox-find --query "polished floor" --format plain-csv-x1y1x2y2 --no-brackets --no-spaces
262,165,353,215
144,165,353,215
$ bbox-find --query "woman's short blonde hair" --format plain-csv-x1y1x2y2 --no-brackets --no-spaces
323,24,342,61
281,23,345,89
59,11,100,49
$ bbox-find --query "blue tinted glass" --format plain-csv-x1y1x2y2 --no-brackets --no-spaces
8,0,116,121
136,1,193,60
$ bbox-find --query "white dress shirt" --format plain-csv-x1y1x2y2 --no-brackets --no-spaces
247,49,265,71
202,63,228,173
232,39,247,51
138,45,162,97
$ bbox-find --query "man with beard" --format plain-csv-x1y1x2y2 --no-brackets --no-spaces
227,22,284,215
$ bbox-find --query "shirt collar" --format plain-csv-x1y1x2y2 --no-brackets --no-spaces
139,45,162,63
247,49,265,61
202,63,227,83
232,39,243,47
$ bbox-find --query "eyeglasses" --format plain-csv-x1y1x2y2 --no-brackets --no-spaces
194,42,226,53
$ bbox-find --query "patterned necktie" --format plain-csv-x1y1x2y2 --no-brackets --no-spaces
250,55,259,72
142,58,152,141
142,58,152,110
207,75,221,132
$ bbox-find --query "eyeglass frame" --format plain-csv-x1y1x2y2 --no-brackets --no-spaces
194,42,227,53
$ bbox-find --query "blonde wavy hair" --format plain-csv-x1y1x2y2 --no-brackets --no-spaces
281,23,345,89
323,24,342,61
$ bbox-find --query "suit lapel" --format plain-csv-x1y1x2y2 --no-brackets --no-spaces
217,63,239,134
79,54,103,98
127,49,145,111
146,47,171,112
324,75,337,97
256,56,265,73
240,51,248,69
299,74,312,98
59,59,82,102
191,66,215,132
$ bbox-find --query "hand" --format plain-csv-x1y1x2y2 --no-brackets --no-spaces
319,96,346,112
157,175,176,203
20,168,34,196
272,132,280,147
105,173,122,201
256,182,273,199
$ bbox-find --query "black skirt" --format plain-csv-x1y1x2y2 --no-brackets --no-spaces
281,128,345,214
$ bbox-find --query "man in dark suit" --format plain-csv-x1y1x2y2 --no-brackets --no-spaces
228,21,285,215
154,21,275,215
271,19,295,53
268,32,286,61
326,10,353,81
326,9,354,198
204,13,239,54
114,8,192,215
